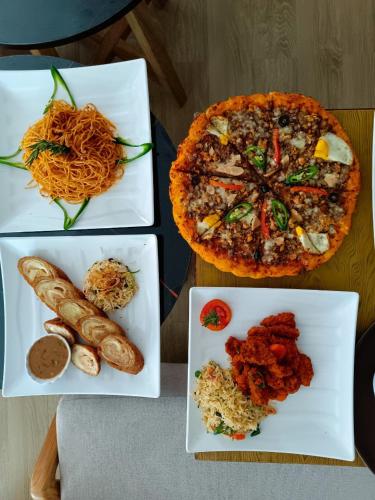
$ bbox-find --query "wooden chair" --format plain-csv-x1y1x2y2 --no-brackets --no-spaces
31,0,186,107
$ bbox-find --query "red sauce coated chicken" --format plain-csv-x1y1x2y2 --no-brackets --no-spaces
225,312,313,406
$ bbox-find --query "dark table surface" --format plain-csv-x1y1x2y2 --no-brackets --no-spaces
0,0,140,49
0,55,191,387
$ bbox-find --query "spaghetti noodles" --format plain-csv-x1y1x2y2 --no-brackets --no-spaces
21,100,124,203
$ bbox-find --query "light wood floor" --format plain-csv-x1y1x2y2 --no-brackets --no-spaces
1,1,374,498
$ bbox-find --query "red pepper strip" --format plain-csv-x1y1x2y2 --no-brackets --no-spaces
209,179,243,191
289,186,328,196
231,433,246,440
260,199,270,239
273,128,281,165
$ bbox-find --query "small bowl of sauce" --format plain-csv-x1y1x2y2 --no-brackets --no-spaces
27,334,71,383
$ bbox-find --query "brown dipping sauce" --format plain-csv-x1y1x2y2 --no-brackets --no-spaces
28,335,69,380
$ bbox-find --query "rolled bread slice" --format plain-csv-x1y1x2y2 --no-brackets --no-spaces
34,278,82,313
44,317,76,345
98,334,144,375
18,256,68,287
71,344,100,376
78,315,124,346
56,299,104,330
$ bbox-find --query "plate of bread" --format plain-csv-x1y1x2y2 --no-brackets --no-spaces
0,234,160,397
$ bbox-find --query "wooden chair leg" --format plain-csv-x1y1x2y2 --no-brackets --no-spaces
30,47,59,57
126,2,187,106
93,16,131,65
30,415,60,500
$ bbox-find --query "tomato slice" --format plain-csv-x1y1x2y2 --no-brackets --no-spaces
200,299,232,331
231,433,246,440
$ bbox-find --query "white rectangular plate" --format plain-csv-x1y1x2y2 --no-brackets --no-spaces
0,234,160,397
0,59,153,231
186,287,358,460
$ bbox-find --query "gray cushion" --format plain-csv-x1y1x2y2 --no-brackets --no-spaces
57,363,375,500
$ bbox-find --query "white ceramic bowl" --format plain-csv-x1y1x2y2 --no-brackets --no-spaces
26,334,71,384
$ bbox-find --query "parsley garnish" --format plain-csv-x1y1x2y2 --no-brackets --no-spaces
202,309,219,327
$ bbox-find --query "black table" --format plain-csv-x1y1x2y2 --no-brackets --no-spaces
0,55,191,386
0,0,140,49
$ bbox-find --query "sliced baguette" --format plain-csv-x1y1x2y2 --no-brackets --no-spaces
71,344,100,376
56,299,104,330
98,334,144,375
78,315,124,346
34,278,82,313
44,317,76,345
18,256,68,287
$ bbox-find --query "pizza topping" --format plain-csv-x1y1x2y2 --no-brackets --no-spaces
285,165,318,185
271,199,289,231
197,214,221,235
289,186,328,196
213,154,243,176
245,145,266,171
272,129,281,165
328,192,339,203
206,116,229,145
209,179,244,191
314,133,353,165
278,114,289,127
225,202,253,223
200,299,232,331
296,226,329,254
324,172,339,188
290,134,306,150
260,199,270,239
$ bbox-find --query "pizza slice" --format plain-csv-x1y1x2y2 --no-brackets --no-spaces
261,92,360,193
275,185,356,270
170,170,252,246
172,95,272,181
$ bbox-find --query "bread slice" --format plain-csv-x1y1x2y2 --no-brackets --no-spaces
18,256,68,287
71,344,100,376
34,278,82,313
44,317,76,345
56,299,104,329
78,315,124,346
98,334,144,375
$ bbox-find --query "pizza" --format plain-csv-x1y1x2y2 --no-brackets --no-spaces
169,92,360,277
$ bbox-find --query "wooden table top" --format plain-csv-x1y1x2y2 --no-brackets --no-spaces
195,108,374,467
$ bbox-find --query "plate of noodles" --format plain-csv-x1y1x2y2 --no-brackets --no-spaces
0,59,154,232
186,287,358,460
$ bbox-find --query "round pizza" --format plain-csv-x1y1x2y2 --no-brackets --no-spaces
169,92,360,277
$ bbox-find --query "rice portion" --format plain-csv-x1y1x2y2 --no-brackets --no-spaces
193,360,275,436
84,259,138,312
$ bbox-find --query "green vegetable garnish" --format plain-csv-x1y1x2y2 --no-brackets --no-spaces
25,140,69,167
250,425,261,437
54,198,90,230
285,165,318,185
213,421,235,436
202,310,219,327
116,136,153,164
195,370,202,378
44,65,77,113
245,145,266,171
0,148,26,170
271,199,289,231
224,202,253,223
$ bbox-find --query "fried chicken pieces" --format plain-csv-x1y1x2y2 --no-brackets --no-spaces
225,313,313,406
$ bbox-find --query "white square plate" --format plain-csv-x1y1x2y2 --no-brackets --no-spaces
186,287,358,460
0,60,153,232
0,234,160,397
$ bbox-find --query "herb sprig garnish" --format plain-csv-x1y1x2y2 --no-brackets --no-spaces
115,136,153,164
0,148,26,170
202,310,219,327
25,140,70,167
44,66,77,113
